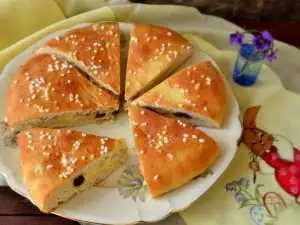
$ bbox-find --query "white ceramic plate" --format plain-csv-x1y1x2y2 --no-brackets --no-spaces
0,23,241,224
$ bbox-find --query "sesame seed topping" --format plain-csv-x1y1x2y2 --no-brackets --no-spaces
192,135,197,139
204,106,208,111
195,83,200,90
47,164,53,169
183,134,189,137
90,154,94,159
178,104,183,108
140,110,145,115
153,36,158,40
82,156,86,160
154,174,159,180
167,153,173,159
139,150,144,155
183,138,187,142
82,133,86,137
167,32,172,36
199,139,205,143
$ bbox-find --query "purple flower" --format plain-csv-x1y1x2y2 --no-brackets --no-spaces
262,31,274,42
229,32,244,45
252,34,272,51
267,49,278,62
226,183,237,192
238,178,250,189
235,192,248,203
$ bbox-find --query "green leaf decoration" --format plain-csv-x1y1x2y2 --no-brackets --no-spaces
255,184,264,204
240,199,260,208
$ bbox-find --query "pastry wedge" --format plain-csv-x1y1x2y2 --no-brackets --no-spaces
6,54,118,134
128,107,220,197
131,61,226,128
125,23,194,102
37,22,120,96
18,128,128,212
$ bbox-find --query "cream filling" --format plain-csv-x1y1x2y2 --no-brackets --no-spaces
11,109,117,133
43,146,127,212
139,105,219,128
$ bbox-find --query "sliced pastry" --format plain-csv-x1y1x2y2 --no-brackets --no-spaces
6,54,118,133
128,107,220,197
18,128,128,212
37,22,120,96
131,61,226,128
125,23,194,102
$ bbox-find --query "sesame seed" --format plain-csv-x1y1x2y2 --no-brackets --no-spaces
204,106,208,111
167,153,173,159
139,150,144,155
192,135,197,139
72,159,78,164
168,42,172,46
90,154,94,159
42,145,46,150
82,156,86,160
154,174,159,180
82,133,86,137
140,110,145,115
162,130,166,134
48,145,52,148
195,83,200,89
178,104,183,108
183,138,187,142
13,80,18,84
47,164,53,169
183,134,189,137
146,37,150,42
26,103,30,108
19,99,23,103
167,32,172,36
67,80,71,84
153,36,158,40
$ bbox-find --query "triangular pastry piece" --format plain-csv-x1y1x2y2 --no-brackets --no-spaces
131,61,226,128
18,128,128,212
128,107,220,197
125,23,194,102
6,54,118,133
37,22,120,95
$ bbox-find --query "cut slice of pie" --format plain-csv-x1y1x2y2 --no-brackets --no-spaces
131,61,226,128
128,107,220,197
6,54,119,134
37,22,120,96
125,23,194,102
18,128,128,212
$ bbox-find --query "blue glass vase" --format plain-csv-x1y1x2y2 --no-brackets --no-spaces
233,43,266,87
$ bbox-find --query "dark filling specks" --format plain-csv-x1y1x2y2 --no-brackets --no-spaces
173,112,192,119
73,175,85,187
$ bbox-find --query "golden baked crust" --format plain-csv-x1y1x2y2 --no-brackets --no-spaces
125,23,194,101
6,54,118,131
38,22,120,95
131,61,226,127
128,107,220,197
18,128,127,212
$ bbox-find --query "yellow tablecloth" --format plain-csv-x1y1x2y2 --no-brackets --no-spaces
1,1,299,224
